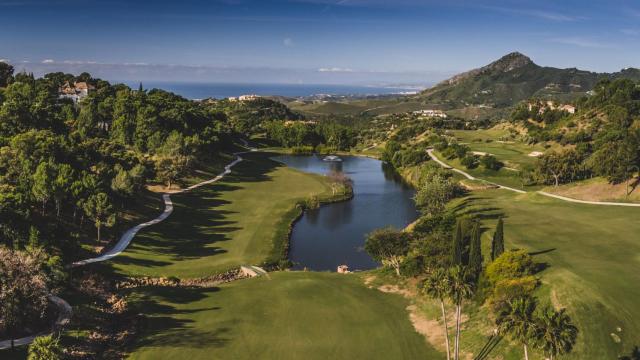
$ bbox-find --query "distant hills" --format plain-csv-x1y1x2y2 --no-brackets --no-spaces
417,52,640,108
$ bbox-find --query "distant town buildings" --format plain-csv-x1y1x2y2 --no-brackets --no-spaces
413,109,448,118
58,81,95,103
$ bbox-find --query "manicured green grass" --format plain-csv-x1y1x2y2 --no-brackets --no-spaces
450,129,545,168
126,271,440,360
107,153,333,278
433,150,534,190
450,189,640,359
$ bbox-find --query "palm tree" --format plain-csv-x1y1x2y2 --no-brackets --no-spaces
28,334,63,360
496,296,537,360
535,307,578,360
619,346,640,360
448,265,475,360
424,268,452,360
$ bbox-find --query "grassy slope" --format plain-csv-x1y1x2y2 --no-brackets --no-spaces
433,150,530,190
127,272,440,360
544,176,640,203
107,152,333,278
450,129,545,168
451,189,640,359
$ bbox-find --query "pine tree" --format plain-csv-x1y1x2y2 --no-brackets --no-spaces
26,226,41,251
492,218,505,260
468,221,482,275
452,220,463,265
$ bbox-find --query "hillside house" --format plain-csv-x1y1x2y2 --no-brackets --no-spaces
413,109,448,118
59,81,95,103
238,94,261,101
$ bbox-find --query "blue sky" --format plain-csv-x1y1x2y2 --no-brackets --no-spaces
1,0,640,84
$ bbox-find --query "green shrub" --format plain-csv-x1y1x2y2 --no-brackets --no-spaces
28,335,63,360
485,249,535,284
290,145,314,155
479,154,503,170
400,255,424,277
489,275,538,311
461,154,479,169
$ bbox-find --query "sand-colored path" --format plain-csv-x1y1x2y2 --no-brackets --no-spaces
427,149,640,206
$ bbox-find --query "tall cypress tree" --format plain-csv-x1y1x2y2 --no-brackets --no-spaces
468,221,482,275
492,218,504,260
452,220,463,265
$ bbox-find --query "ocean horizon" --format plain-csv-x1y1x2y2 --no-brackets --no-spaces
118,81,424,100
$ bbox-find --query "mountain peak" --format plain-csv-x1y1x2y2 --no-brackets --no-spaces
487,52,534,72
439,52,535,86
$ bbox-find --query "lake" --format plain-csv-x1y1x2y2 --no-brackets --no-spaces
273,155,419,271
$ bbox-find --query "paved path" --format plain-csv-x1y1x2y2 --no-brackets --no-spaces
427,149,640,206
72,141,256,267
0,295,72,350
427,149,526,194
537,191,640,207
1,140,257,350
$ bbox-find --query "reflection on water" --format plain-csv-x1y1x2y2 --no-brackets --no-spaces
273,155,419,271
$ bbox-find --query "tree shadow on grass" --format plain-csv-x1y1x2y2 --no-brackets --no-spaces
109,152,289,274
109,255,174,268
127,286,232,352
529,248,556,256
527,248,555,274
456,206,504,221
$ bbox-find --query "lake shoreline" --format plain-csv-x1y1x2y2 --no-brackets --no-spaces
275,154,419,271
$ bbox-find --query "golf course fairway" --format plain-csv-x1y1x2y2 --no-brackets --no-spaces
126,272,440,359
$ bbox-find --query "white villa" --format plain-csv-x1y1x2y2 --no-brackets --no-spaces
413,109,448,118
227,94,261,102
238,94,261,101
59,81,95,104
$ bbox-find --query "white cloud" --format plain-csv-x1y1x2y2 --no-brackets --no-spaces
318,67,354,72
0,58,9,63
62,60,99,65
481,5,585,22
283,38,294,47
41,59,54,64
548,37,612,48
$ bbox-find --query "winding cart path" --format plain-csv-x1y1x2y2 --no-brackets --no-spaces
1,141,256,350
427,148,640,207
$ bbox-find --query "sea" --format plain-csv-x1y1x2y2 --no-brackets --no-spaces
118,81,422,100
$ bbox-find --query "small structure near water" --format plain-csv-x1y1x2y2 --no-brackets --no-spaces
323,155,342,162
337,265,350,273
240,265,268,278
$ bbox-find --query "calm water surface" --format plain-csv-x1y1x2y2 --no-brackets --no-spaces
273,155,419,271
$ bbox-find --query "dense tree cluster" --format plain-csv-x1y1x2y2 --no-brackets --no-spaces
206,98,301,134
381,140,430,168
511,101,571,125
0,68,233,258
517,79,640,185
263,120,356,151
